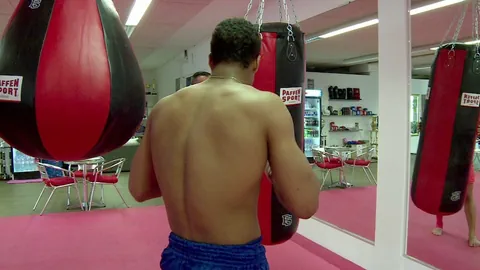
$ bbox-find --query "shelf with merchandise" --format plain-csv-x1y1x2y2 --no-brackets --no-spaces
329,129,362,132
323,114,376,117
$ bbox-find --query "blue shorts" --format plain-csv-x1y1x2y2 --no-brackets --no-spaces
160,232,269,270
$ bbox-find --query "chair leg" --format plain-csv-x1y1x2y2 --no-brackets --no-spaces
113,185,129,208
351,166,356,182
100,185,105,204
366,167,377,184
88,182,97,211
362,167,374,184
33,186,46,211
73,183,84,211
40,188,56,216
321,170,327,188
66,186,71,209
329,170,334,185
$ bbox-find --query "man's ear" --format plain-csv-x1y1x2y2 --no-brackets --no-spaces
208,54,215,70
253,55,261,72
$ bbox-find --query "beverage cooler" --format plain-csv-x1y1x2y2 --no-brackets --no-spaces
304,89,322,163
11,148,39,180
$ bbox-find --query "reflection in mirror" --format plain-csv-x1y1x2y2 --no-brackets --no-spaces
302,0,380,242
407,1,480,270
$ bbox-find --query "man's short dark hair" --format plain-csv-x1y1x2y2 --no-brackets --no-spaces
210,18,261,69
192,71,211,79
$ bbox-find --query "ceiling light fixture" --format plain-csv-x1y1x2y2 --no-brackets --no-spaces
410,0,465,15
306,0,466,42
413,66,431,70
126,0,153,26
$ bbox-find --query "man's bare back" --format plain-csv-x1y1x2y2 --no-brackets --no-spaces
149,80,275,245
128,17,319,269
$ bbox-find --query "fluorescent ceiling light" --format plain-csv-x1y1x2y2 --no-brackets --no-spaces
410,0,465,15
430,40,480,50
319,19,378,39
413,66,431,70
126,0,153,26
308,0,465,41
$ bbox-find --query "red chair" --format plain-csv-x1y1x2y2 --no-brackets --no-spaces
313,150,344,188
344,146,377,185
86,158,128,211
33,163,83,215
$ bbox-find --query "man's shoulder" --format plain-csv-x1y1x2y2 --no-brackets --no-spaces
238,86,280,103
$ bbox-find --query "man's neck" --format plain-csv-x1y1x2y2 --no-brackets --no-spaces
211,65,251,85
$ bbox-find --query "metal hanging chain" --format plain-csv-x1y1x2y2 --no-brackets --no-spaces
289,0,299,25
474,0,480,55
257,0,265,33
439,5,461,47
282,0,295,41
278,0,283,22
449,1,468,51
244,0,254,20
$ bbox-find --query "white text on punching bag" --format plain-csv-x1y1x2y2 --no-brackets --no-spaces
0,76,23,103
460,93,480,107
280,87,302,106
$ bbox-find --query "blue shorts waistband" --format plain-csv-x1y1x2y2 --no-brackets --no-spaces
166,232,266,264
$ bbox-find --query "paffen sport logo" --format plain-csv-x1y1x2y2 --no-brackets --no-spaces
29,0,42,9
281,214,293,227
450,191,462,202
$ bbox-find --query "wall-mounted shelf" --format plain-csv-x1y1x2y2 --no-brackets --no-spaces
323,115,376,117
329,129,362,132
328,99,362,101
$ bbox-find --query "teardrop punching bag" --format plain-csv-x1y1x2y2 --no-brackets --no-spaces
412,43,480,216
254,22,305,245
0,0,145,160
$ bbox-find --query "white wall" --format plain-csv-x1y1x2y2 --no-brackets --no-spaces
152,40,429,148
154,38,211,99
307,72,428,146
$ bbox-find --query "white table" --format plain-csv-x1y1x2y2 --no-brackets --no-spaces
322,146,362,188
65,156,104,210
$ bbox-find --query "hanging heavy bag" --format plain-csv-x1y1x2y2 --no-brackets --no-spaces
0,0,145,160
253,22,304,246
412,43,480,216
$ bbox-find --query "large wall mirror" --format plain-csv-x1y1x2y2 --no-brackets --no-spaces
407,1,480,270
303,0,380,243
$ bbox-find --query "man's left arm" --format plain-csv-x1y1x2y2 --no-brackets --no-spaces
128,116,162,202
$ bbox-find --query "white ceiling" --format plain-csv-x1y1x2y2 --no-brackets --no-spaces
303,0,477,76
0,0,475,77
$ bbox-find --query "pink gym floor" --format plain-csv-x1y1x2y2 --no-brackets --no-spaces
315,175,480,270
0,206,360,270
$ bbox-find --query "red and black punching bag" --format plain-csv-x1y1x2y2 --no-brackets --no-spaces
412,43,480,216
0,0,145,160
254,22,305,245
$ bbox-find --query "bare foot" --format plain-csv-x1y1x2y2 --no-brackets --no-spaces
468,237,480,247
432,227,443,236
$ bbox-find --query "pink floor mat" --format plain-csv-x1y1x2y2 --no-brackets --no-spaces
0,206,342,270
315,175,480,270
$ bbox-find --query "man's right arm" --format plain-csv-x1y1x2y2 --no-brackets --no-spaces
262,93,320,219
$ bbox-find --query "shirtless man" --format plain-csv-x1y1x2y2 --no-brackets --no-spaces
191,71,210,85
128,18,320,269
432,164,480,247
